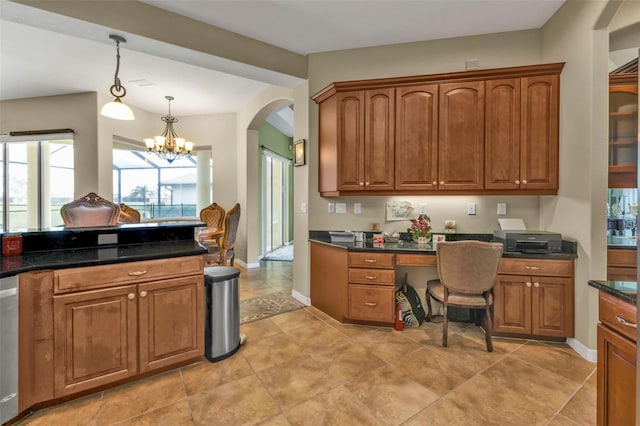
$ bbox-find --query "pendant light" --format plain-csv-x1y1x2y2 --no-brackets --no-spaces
100,34,135,121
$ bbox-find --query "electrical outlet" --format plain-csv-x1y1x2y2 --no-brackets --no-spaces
300,202,307,213
328,203,335,213
467,203,476,215
497,203,507,216
418,203,427,215
335,203,347,214
354,203,362,214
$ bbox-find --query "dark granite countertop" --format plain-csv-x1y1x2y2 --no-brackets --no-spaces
588,279,637,305
607,235,637,250
309,231,578,260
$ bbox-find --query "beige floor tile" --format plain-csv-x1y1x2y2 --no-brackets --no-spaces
557,378,597,425
511,342,596,384
96,371,186,426
304,305,332,321
240,318,283,341
113,399,193,426
283,386,383,426
444,374,552,424
548,414,582,425
19,393,103,426
541,341,582,357
189,375,280,426
403,397,485,426
344,364,439,424
322,318,380,338
259,414,291,425
354,328,423,362
422,334,506,373
240,332,306,372
181,355,254,396
459,325,527,353
269,309,323,332
308,341,385,383
257,355,340,411
283,320,349,353
481,355,580,416
394,347,475,396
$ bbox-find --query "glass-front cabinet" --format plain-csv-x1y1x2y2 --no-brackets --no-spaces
608,69,638,188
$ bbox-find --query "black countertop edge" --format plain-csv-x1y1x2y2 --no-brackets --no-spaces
607,244,637,250
588,279,637,305
309,238,578,259
0,240,207,278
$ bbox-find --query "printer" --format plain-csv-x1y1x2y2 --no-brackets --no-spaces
493,230,563,254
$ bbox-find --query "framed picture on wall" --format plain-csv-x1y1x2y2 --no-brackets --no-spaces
293,139,306,166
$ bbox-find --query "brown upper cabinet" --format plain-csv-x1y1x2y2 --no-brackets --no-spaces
313,62,564,196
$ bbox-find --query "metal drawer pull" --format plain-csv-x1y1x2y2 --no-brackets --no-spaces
524,266,540,270
365,275,377,280
616,316,637,329
364,302,377,307
128,270,148,276
365,259,377,263
140,291,148,298
533,282,540,288
526,282,532,287
127,293,135,300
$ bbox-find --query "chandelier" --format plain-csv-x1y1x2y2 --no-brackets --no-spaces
144,96,194,163
100,35,135,121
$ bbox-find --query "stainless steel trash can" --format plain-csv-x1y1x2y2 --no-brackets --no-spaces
204,266,241,362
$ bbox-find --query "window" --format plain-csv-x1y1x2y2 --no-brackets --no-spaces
0,133,74,231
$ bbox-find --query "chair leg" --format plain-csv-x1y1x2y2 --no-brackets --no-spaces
484,305,493,352
442,303,448,347
425,290,433,322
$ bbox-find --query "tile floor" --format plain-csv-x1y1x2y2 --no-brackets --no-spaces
17,260,597,426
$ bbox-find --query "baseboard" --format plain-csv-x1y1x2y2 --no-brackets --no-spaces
291,289,310,305
235,259,261,269
567,338,597,363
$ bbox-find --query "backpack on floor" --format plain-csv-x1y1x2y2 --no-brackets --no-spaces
395,273,426,328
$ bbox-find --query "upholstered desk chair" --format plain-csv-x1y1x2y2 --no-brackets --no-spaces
60,192,120,227
426,241,503,352
118,203,141,223
198,202,226,246
204,203,240,266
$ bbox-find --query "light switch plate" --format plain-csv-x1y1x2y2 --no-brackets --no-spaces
418,203,427,215
497,203,507,216
98,234,118,245
336,203,347,214
354,203,362,214
467,203,476,215
301,202,307,213
328,203,335,213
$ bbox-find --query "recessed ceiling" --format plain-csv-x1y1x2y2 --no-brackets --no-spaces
1,0,565,118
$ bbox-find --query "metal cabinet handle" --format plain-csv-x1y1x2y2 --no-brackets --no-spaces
365,259,377,263
127,293,135,300
432,181,437,185
365,182,370,186
515,180,520,184
128,270,148,276
524,266,540,270
140,291,148,297
526,282,532,288
359,182,364,186
365,275,377,280
533,282,540,288
364,302,378,307
440,181,444,185
522,180,528,184
616,316,637,329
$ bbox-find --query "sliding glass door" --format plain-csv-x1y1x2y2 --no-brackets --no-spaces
262,150,290,254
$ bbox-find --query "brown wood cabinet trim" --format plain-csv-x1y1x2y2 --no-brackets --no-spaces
312,62,565,102
599,291,637,342
319,188,559,197
610,74,639,86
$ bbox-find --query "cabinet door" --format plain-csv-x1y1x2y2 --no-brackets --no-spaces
53,285,138,397
337,91,365,191
395,84,439,190
485,78,521,189
439,81,485,190
597,324,637,426
493,275,531,334
609,84,638,188
364,88,395,190
520,75,559,190
138,276,204,373
531,276,574,337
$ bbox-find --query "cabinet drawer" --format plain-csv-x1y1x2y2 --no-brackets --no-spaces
348,268,395,285
607,266,637,282
349,252,394,268
55,256,203,294
348,284,394,323
499,258,572,277
607,249,637,267
599,291,637,342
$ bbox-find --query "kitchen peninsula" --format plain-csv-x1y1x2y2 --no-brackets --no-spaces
4,221,207,423
310,232,577,340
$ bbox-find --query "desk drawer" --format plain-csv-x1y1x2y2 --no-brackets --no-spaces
348,268,395,285
499,258,572,277
55,256,203,294
349,252,394,269
396,254,436,266
607,249,637,267
599,291,637,342
348,284,394,322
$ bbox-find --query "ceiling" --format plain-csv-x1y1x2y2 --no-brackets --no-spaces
1,0,565,122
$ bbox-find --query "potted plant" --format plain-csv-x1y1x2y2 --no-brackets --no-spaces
409,214,432,243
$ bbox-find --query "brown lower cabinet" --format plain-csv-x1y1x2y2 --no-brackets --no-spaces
607,248,637,281
19,255,204,411
597,291,637,426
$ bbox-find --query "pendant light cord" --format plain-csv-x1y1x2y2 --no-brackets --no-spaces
113,39,122,92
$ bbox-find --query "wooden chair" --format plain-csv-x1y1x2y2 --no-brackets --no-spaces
426,241,503,352
203,203,240,266
60,192,120,227
198,203,226,246
118,203,141,223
